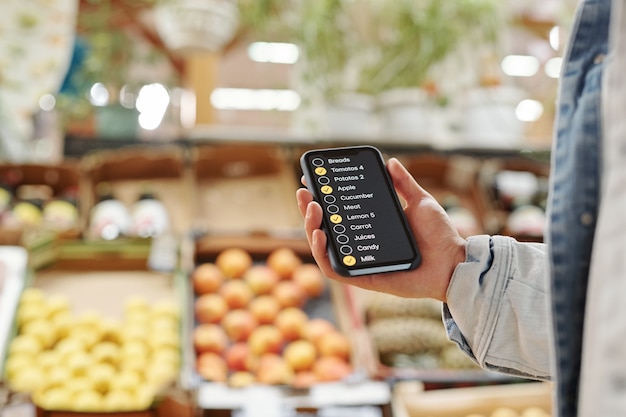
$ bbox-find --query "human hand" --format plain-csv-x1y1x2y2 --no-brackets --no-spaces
296,157,466,302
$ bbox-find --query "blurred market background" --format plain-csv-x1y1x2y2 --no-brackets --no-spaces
0,0,576,162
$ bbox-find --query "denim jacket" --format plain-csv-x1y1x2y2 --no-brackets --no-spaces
443,1,620,416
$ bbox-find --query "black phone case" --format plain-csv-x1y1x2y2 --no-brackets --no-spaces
300,145,421,276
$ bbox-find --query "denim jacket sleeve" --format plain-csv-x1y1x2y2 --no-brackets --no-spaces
443,235,552,381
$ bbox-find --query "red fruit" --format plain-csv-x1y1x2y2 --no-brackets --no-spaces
248,295,281,324
195,293,228,324
317,331,351,360
301,318,335,344
313,356,352,382
192,263,225,294
244,265,280,295
272,281,306,309
292,263,326,298
224,342,251,372
221,309,258,342
266,247,302,280
196,352,228,382
193,323,228,354
215,248,253,278
220,280,254,309
274,307,308,341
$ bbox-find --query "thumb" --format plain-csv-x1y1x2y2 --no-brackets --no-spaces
386,158,430,205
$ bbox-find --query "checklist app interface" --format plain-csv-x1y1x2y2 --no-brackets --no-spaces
305,148,417,272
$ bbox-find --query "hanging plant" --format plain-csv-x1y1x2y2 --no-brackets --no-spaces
236,0,505,100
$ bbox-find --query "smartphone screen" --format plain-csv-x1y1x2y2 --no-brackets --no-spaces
300,145,421,276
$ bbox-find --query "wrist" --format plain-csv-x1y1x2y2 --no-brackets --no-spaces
440,237,467,303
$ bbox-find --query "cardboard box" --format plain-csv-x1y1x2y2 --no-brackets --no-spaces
392,380,552,417
190,144,306,256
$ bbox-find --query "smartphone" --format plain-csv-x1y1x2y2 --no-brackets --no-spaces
300,145,421,276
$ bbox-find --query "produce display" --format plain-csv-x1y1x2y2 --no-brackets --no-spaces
364,291,478,370
3,288,180,412
0,183,79,233
191,247,353,388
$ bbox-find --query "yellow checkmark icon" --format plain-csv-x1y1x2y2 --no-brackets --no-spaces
330,214,342,224
343,255,356,266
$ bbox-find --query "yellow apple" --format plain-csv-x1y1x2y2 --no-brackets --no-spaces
125,309,152,329
91,341,121,365
4,354,33,380
51,311,75,339
151,299,179,320
8,334,43,356
35,386,73,410
124,296,151,317
151,315,179,333
9,365,46,393
21,319,57,349
45,294,71,318
19,287,46,306
36,350,60,371
64,376,96,397
87,362,117,394
148,330,180,351
104,389,135,411
119,353,149,376
100,318,123,343
73,389,104,412
109,370,142,393
45,365,73,389
121,322,150,343
54,337,87,361
122,339,150,358
76,310,105,331
151,346,180,368
68,326,101,349
66,351,93,377
145,362,177,389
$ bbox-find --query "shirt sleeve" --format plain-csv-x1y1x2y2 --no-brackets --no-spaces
443,234,552,380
